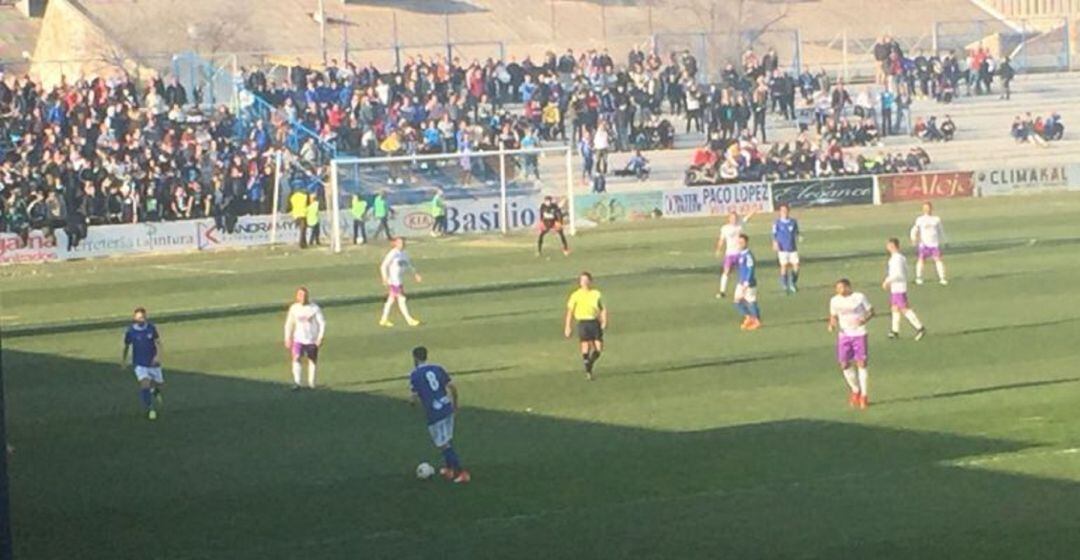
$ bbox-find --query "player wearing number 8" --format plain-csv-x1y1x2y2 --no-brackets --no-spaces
408,347,470,483
565,272,607,380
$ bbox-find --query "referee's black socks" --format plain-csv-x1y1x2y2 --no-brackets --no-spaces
582,353,592,372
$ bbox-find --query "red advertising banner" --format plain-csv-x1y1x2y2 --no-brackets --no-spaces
880,171,976,203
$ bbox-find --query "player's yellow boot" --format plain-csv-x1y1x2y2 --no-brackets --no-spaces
406,318,421,327
147,409,158,421
379,318,394,328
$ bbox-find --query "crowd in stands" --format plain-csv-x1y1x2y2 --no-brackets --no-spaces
872,36,1016,104
0,71,278,244
0,35,1039,236
913,115,957,142
686,130,930,185
1011,112,1065,145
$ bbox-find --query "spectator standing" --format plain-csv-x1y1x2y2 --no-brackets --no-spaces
880,89,895,137
998,56,1015,100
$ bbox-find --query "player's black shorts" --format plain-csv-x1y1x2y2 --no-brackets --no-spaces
540,220,561,232
578,320,603,342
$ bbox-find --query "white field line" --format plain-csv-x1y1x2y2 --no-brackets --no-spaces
946,446,1080,467
152,264,238,275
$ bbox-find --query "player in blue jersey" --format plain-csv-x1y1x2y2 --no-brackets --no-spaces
408,347,470,484
121,307,164,420
771,203,801,294
734,234,762,330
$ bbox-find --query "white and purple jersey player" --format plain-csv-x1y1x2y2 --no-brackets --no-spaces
125,320,162,383
381,246,414,297
410,362,455,447
829,289,873,364
910,212,945,260
719,216,747,270
885,250,910,310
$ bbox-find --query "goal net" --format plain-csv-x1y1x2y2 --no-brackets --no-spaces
327,146,574,253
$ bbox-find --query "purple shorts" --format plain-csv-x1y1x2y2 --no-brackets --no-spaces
918,245,942,260
837,334,868,364
388,284,404,297
890,292,910,309
292,342,319,362
723,253,740,270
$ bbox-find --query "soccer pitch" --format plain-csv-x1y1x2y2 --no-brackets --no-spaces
3,193,1080,559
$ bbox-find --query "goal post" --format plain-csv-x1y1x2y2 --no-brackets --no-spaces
328,146,574,253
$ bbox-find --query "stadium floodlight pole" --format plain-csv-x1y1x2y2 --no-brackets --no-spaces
498,148,508,234
565,147,576,236
271,150,283,245
318,0,328,67
329,159,342,253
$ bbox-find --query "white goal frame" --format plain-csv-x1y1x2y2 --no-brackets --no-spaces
327,146,575,253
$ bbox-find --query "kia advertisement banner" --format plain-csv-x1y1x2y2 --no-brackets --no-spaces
663,183,773,218
879,172,975,203
975,164,1080,196
770,176,875,208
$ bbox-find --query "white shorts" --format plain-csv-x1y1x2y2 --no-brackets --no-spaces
134,366,164,384
428,415,455,448
777,251,800,266
734,284,757,303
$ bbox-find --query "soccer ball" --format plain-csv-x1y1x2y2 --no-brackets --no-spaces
416,462,436,480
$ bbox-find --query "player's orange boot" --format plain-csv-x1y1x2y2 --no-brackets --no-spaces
453,470,471,484
858,394,870,410
745,318,762,331
848,392,860,408
439,467,456,481
740,316,751,330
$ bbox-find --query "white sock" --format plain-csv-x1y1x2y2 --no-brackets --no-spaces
381,298,395,321
915,259,925,280
307,362,317,388
935,260,947,281
904,309,923,330
291,361,302,386
720,273,729,294
397,298,416,322
857,367,869,397
842,368,859,393
891,310,901,333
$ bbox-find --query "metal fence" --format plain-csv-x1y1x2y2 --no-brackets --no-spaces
654,29,802,82
934,17,1071,72
1,17,1075,93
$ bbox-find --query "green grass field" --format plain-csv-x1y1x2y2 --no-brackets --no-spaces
3,193,1080,559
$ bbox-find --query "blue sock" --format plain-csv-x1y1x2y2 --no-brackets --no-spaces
749,302,761,319
139,387,153,410
442,446,461,470
734,301,748,316
780,272,789,290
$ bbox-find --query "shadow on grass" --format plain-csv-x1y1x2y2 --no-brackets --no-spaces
951,316,1080,337
335,366,515,388
875,377,1080,406
6,349,1080,559
616,352,803,377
